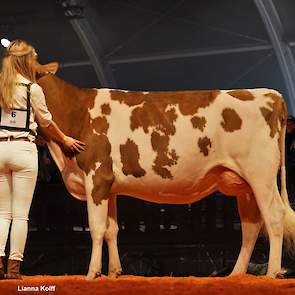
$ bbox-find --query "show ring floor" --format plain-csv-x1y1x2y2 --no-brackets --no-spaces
1,274,295,295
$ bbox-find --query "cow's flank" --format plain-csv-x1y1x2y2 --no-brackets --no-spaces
110,90,219,179
221,108,242,132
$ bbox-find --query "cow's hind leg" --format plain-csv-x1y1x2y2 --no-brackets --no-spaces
104,195,122,278
230,193,262,275
250,183,285,277
216,167,263,275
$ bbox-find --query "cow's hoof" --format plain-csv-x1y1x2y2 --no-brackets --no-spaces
86,271,101,280
108,270,122,278
275,269,287,279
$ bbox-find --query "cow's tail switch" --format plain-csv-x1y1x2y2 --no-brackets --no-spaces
280,98,295,255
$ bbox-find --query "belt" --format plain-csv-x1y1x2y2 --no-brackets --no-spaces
0,137,32,142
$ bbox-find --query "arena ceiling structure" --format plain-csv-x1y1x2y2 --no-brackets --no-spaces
1,0,295,114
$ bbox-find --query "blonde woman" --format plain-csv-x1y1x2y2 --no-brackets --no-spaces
0,40,85,279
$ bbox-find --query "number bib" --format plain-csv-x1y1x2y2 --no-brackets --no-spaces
0,82,31,132
0,109,29,130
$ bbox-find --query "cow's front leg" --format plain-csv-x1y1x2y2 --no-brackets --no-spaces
84,168,113,280
104,195,122,278
86,196,108,279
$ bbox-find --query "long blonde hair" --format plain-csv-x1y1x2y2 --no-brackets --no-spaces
0,40,37,110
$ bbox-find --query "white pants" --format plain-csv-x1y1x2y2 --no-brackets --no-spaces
0,141,38,261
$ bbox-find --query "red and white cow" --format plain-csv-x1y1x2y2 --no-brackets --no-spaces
37,64,295,279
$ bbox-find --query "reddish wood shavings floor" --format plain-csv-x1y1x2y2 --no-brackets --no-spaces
0,274,295,295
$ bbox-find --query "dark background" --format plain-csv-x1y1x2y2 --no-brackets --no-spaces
1,0,295,276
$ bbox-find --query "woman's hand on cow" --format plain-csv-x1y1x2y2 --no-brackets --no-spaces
63,136,86,153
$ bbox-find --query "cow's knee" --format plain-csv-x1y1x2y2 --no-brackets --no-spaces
104,218,119,242
91,224,107,242
267,198,286,236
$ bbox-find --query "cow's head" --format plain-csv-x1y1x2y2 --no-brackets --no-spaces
35,61,59,79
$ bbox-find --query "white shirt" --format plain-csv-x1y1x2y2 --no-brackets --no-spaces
0,74,52,140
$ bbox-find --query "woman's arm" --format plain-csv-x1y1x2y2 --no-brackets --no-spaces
43,121,85,153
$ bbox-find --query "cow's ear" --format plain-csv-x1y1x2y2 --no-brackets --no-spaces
35,61,59,78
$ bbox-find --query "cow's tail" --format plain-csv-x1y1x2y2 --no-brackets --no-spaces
279,99,295,255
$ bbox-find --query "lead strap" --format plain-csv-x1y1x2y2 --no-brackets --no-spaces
16,82,32,131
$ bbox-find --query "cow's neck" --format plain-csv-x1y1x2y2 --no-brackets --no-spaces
37,74,97,139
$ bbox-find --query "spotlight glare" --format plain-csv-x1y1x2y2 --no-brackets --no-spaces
1,38,11,48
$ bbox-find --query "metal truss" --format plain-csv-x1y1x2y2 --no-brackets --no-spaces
255,0,295,115
108,44,273,65
60,44,272,67
59,0,116,87
59,60,91,68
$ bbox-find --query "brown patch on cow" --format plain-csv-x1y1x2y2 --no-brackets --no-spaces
110,90,219,178
91,155,114,205
91,116,109,134
151,131,179,179
191,116,206,131
227,90,255,101
37,75,114,205
198,136,212,156
221,108,242,132
101,103,111,115
131,104,177,134
76,121,114,205
76,133,114,205
110,89,220,115
120,139,146,177
260,92,288,138
76,133,110,175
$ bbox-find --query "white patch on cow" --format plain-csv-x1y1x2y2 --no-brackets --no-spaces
84,168,105,202
94,161,102,171
88,88,111,119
